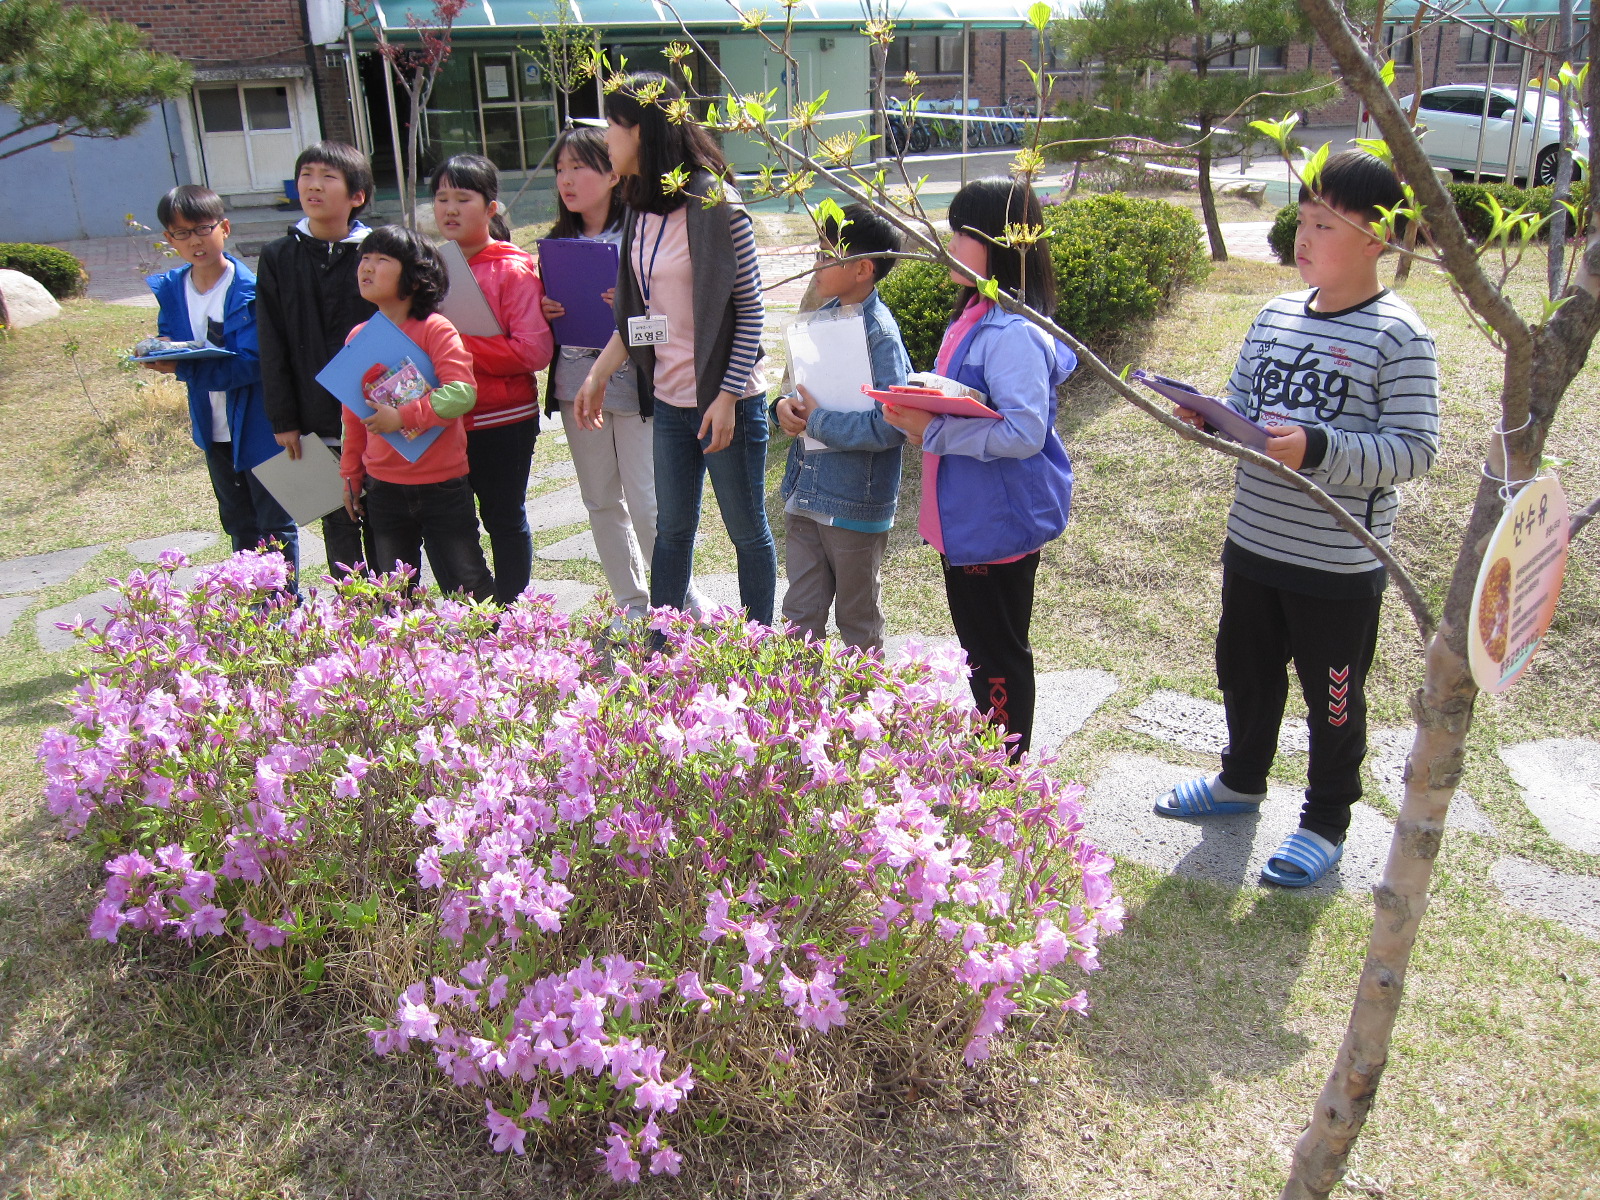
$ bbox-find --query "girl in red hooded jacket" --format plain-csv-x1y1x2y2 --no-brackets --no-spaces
431,155,555,605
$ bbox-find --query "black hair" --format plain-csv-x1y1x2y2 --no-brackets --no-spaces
821,203,900,283
156,184,225,229
430,153,512,241
360,224,447,319
547,126,625,239
1299,148,1406,238
947,177,1056,318
294,141,375,217
604,71,730,215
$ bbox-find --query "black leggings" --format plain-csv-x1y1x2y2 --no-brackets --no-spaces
943,552,1040,758
1216,568,1383,842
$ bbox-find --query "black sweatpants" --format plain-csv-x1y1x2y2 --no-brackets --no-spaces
943,551,1040,758
1215,568,1383,843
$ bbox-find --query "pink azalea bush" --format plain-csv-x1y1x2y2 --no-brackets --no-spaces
40,551,1123,1182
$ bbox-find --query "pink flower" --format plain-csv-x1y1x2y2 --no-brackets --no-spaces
88,899,129,943
242,912,289,950
650,1146,684,1176
600,1127,640,1183
485,1101,527,1155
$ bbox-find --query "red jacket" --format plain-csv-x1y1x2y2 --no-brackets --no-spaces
458,240,553,431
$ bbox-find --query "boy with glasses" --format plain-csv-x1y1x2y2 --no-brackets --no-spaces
144,184,297,577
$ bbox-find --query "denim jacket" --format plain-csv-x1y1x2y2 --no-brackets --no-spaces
778,289,912,526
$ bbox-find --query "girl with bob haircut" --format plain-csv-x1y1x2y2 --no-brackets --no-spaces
339,224,494,601
573,71,778,626
430,153,553,605
883,178,1076,758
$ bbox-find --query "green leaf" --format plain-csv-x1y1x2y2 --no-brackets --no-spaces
1354,137,1393,166
1540,294,1574,324
1302,142,1331,191
1379,59,1396,87
1118,363,1132,382
812,196,846,230
1027,1,1053,33
978,277,1001,301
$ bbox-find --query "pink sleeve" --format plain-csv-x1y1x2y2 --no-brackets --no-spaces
464,257,553,376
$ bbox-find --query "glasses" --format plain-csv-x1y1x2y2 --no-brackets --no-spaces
166,223,222,241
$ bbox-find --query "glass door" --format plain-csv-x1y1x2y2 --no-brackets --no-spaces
474,52,557,173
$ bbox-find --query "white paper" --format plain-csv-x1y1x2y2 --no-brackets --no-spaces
484,65,509,99
784,308,874,451
438,239,504,337
249,436,346,527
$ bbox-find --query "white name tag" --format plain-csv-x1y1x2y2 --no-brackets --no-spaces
627,315,670,347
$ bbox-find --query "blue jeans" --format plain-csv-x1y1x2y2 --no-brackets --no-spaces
651,395,777,625
362,474,494,602
204,441,299,583
467,418,537,605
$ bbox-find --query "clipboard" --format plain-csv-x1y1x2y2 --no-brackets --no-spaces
1131,368,1269,451
437,240,504,337
536,239,621,349
249,435,345,526
315,313,445,463
784,304,875,450
863,385,1001,419
131,346,236,363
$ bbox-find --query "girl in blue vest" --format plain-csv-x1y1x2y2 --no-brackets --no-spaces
884,178,1075,759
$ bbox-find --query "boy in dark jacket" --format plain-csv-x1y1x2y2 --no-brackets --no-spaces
256,141,377,577
143,185,296,574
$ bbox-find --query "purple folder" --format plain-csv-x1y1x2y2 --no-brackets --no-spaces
1131,368,1269,451
537,238,620,349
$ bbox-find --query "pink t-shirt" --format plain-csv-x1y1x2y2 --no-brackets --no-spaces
918,298,993,557
633,208,697,408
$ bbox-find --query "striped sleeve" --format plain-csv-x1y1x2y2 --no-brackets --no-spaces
720,205,765,397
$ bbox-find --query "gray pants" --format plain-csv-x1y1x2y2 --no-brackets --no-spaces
782,511,889,651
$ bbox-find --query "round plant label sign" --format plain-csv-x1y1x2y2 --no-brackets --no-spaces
1468,474,1570,693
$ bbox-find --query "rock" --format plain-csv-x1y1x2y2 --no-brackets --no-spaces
1490,857,1600,940
1031,669,1119,757
1499,739,1600,856
1127,689,1308,758
1083,753,1392,894
0,595,32,638
0,268,62,328
1368,728,1496,836
126,531,219,563
537,530,600,562
0,545,107,595
526,483,593,533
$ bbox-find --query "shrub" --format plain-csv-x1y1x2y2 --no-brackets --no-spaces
878,194,1208,370
0,242,88,298
1445,180,1589,242
42,552,1123,1183
1269,202,1298,266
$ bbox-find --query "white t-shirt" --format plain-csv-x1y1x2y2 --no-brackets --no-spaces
185,262,235,442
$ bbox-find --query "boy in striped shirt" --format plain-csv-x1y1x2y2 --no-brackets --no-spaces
1156,150,1440,888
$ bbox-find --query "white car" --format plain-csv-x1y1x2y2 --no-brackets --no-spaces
1381,85,1588,185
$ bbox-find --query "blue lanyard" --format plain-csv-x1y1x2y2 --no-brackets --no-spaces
634,212,669,307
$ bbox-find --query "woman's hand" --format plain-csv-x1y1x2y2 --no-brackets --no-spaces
601,287,616,307
575,374,606,431
363,404,404,435
698,390,738,453
883,403,933,446
540,295,566,321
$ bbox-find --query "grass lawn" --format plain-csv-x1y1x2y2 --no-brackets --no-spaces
0,239,1596,1199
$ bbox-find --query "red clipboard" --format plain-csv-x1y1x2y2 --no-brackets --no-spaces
862,385,1001,419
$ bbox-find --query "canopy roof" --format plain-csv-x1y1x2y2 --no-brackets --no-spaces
350,0,1063,37
1383,0,1589,20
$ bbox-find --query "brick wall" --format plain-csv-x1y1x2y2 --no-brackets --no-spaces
70,0,310,69
884,31,1032,109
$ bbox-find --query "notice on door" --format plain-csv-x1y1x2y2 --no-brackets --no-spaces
484,65,510,99
1467,474,1570,693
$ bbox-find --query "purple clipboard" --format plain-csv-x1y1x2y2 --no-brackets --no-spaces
1131,368,1269,451
537,238,620,349
315,313,444,463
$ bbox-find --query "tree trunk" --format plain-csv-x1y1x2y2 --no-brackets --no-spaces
1284,2,1600,1195
1196,115,1228,261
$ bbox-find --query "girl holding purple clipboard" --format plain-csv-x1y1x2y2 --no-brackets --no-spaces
883,179,1076,759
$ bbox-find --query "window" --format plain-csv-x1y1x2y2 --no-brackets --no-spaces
244,86,292,131
1206,34,1285,70
888,33,964,75
197,88,244,134
1459,22,1524,65
1382,23,1416,66
1421,90,1476,114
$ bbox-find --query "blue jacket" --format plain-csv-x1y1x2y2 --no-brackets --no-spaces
778,289,912,526
147,254,276,472
923,305,1076,566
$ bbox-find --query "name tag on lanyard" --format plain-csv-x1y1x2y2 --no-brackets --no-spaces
630,213,672,347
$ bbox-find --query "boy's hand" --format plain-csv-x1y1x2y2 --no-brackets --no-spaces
142,358,179,374
342,477,364,521
1264,424,1308,470
363,405,403,435
275,430,303,461
540,295,566,320
883,403,933,445
1173,404,1206,430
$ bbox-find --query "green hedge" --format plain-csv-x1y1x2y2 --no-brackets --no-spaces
0,243,88,299
877,193,1209,372
1269,203,1298,265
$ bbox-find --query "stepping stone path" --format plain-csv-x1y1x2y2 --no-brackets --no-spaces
125,531,217,562
527,484,592,534
1127,688,1308,757
1490,857,1600,941
35,568,200,652
0,545,107,595
1498,739,1600,855
1084,753,1391,895
522,580,599,615
1368,728,1496,837
0,595,32,638
538,530,599,563
1032,669,1119,756
531,459,578,485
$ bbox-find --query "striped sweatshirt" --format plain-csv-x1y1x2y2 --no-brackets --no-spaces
1220,288,1440,597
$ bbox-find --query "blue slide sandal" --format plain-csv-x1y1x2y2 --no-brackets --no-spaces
1154,775,1263,818
1260,830,1344,888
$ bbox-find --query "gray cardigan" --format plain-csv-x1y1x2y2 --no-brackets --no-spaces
614,171,759,414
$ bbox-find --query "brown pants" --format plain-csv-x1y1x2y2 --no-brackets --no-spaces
782,512,889,651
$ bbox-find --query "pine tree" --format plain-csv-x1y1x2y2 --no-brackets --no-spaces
0,0,191,162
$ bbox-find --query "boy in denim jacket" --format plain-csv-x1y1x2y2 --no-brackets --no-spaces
774,205,911,650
